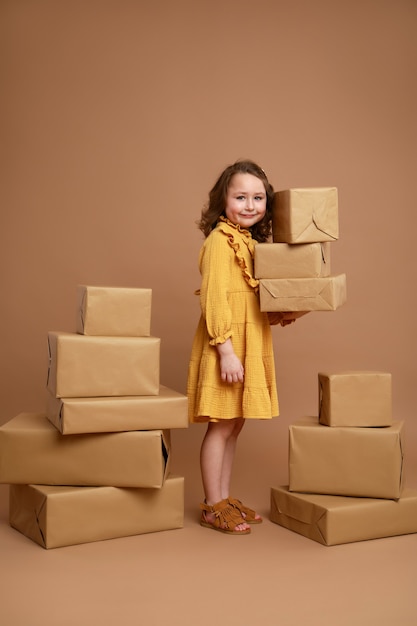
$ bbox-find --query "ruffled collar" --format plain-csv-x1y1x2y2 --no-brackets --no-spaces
216,217,259,291
218,215,252,238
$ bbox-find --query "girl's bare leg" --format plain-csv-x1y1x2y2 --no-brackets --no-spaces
220,419,262,522
200,417,249,531
220,417,245,499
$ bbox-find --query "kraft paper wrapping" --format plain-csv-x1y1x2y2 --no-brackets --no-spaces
259,274,347,312
47,331,160,398
270,486,417,546
289,417,404,499
272,187,339,244
9,475,184,549
319,371,392,427
46,385,188,434
0,413,170,488
254,242,331,279
76,285,152,337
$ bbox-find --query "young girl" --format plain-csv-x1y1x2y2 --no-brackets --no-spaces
187,159,300,535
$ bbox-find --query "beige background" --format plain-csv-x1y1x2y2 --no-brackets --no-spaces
0,1,416,624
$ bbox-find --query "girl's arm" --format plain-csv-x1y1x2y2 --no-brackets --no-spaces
199,231,243,383
216,338,244,383
199,231,233,345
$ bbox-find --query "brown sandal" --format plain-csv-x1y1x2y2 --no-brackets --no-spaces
228,498,263,524
200,499,251,535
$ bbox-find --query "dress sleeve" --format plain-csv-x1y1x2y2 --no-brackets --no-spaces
198,230,233,346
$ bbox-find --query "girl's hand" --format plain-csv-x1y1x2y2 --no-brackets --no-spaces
219,353,245,383
216,339,244,383
268,311,310,326
267,312,285,325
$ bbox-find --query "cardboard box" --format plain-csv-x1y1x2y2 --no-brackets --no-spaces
254,242,331,279
289,417,404,499
47,331,160,397
272,187,339,243
0,413,170,488
76,285,152,337
46,385,188,434
9,475,184,549
270,486,417,545
259,274,346,312
319,371,392,427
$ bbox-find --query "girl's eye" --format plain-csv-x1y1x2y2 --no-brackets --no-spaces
234,194,264,201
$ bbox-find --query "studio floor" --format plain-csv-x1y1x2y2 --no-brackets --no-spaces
1,471,416,626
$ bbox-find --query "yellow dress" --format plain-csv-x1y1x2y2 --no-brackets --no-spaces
187,217,279,422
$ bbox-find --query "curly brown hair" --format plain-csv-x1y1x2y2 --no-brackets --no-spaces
197,159,274,242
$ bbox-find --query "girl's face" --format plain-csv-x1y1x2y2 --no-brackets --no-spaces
224,173,267,229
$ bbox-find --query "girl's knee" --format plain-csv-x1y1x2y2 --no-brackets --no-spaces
207,417,243,440
232,417,245,436
228,417,245,437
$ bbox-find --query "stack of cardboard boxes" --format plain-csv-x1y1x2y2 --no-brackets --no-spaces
0,285,188,549
255,187,346,312
254,187,416,544
271,371,417,545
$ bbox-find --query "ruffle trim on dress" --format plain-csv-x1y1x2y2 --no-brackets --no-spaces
208,330,233,346
217,217,259,292
190,383,278,420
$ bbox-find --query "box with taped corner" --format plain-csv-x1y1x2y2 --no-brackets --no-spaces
0,412,170,488
259,274,346,312
270,485,417,546
47,331,160,398
46,385,188,434
318,371,392,427
272,187,339,243
76,285,152,337
9,475,184,549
